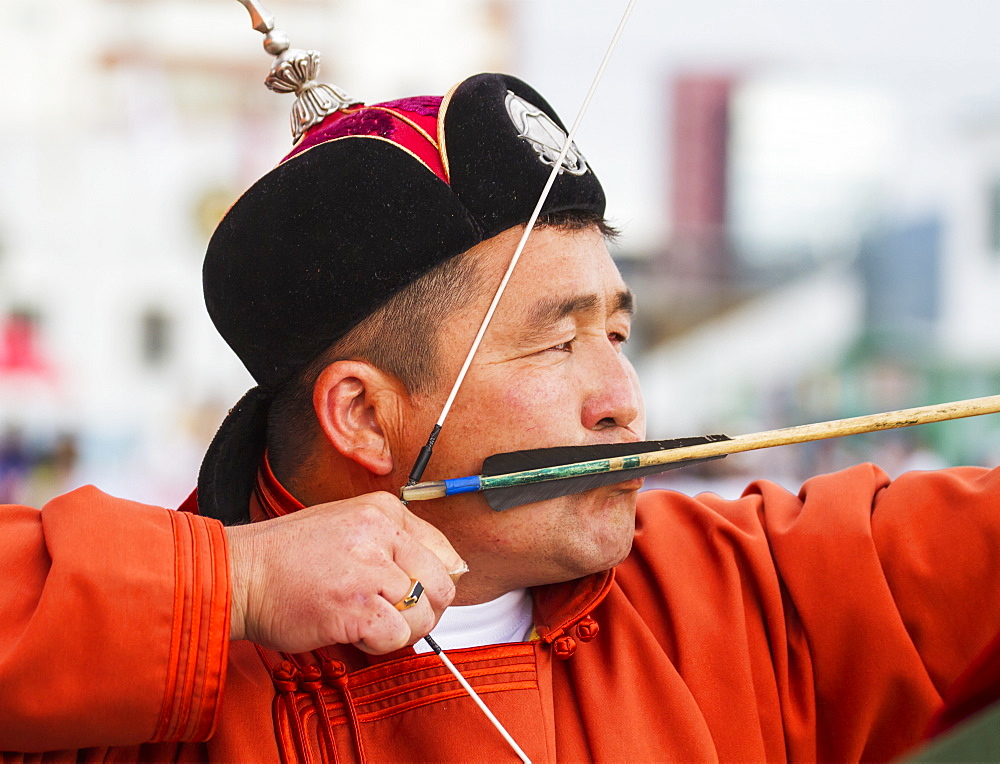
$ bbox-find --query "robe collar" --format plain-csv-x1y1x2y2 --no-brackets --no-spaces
250,452,302,522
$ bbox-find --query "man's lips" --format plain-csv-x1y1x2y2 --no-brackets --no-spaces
611,476,645,492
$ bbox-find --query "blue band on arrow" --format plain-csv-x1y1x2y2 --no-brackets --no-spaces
444,475,482,495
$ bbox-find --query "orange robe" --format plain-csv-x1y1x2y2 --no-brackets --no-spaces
0,487,229,754
2,464,1000,760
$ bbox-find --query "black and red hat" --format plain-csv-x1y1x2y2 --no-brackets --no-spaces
198,61,605,523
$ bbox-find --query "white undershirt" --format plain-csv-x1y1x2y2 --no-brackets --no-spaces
412,588,534,653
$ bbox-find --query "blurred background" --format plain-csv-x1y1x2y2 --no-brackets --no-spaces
3,0,1000,507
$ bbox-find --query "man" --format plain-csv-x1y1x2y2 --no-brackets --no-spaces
2,72,999,760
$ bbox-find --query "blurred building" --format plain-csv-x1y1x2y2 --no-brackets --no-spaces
667,76,734,299
640,70,1000,489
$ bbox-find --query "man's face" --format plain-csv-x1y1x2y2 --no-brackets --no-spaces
392,225,646,603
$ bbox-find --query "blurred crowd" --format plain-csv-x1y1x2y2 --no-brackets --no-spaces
0,428,80,507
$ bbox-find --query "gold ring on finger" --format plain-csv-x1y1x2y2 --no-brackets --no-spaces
394,579,424,611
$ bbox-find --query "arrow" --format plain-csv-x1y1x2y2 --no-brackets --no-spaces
402,394,1000,511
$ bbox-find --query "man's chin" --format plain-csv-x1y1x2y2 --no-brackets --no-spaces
572,487,638,570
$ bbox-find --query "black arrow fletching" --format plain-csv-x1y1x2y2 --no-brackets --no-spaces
481,434,731,511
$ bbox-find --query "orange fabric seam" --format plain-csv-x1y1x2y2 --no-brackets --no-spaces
188,515,213,740
357,681,538,723
174,511,202,739
153,510,186,741
258,452,305,517
194,519,230,741
299,704,350,733
353,664,536,707
350,653,536,692
351,643,535,688
315,690,347,718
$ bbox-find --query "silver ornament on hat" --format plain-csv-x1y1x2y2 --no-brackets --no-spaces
236,0,360,142
504,91,589,176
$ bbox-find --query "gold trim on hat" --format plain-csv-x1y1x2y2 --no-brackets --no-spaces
276,134,444,182
436,80,462,185
367,106,440,150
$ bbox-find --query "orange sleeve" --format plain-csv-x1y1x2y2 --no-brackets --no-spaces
868,466,1000,690
627,465,1000,761
0,486,230,751
750,464,1000,759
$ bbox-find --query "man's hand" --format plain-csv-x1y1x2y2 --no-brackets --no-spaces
226,492,465,654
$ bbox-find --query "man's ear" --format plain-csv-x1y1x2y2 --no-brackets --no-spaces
312,360,404,476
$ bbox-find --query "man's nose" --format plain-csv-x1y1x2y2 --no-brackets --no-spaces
581,344,640,431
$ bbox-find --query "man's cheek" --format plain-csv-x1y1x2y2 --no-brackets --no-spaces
633,388,647,438
626,364,646,437
499,379,570,437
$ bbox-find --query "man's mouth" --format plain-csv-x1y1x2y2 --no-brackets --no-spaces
609,475,645,492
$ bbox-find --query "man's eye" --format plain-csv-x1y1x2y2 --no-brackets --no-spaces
548,340,573,353
609,331,629,346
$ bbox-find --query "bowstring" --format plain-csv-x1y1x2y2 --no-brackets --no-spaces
407,0,638,487
410,3,638,763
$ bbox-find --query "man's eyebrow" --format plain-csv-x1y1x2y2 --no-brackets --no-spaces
529,294,599,326
527,288,635,327
614,289,635,316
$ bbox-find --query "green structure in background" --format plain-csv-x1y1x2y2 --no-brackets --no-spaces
902,701,1000,762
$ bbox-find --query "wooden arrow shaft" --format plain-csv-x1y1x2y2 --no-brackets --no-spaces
638,393,1000,467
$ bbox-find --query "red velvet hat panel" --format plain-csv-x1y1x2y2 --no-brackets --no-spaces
283,96,448,182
